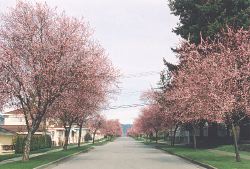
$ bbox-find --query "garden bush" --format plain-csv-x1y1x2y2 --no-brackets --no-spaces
13,134,52,154
84,133,92,142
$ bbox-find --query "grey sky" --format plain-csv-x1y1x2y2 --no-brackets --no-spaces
0,0,180,124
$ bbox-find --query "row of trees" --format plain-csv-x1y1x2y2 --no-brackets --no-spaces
88,115,123,144
129,26,250,162
0,1,119,161
129,0,250,162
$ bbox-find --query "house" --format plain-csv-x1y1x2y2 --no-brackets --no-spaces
47,124,90,146
167,123,232,147
0,109,46,154
1,109,45,135
0,114,4,125
0,127,15,154
0,109,102,153
2,109,26,125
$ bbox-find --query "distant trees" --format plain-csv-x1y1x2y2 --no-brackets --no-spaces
88,114,106,144
87,115,122,143
103,119,123,139
0,1,118,160
140,105,166,143
131,90,167,143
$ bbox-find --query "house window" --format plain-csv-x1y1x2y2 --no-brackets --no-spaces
58,131,62,137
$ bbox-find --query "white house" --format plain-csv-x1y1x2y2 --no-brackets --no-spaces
0,127,14,154
0,109,103,153
47,124,90,146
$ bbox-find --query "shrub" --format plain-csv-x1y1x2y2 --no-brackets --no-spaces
84,133,92,142
13,134,52,154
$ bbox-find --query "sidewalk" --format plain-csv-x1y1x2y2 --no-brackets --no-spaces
0,142,91,165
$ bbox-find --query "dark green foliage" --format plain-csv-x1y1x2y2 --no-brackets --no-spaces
169,0,250,44
84,133,92,142
13,135,23,154
13,135,52,154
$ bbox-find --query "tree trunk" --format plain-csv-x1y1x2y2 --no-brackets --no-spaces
22,131,32,161
78,122,83,147
170,127,173,146
149,133,152,142
92,131,96,144
173,125,178,146
232,124,241,162
192,126,197,149
43,117,47,146
155,131,158,143
63,129,70,150
199,125,204,139
226,125,230,138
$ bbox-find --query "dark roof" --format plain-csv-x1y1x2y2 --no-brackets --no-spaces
0,126,15,135
0,125,43,133
3,109,23,115
0,115,3,125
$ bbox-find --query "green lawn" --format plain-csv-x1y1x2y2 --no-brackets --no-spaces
214,144,250,156
0,139,110,169
0,142,79,162
0,154,21,162
139,139,250,169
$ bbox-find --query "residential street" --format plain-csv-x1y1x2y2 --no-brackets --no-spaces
48,137,204,169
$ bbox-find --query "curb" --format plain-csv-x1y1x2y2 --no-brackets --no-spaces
155,146,217,169
34,146,94,169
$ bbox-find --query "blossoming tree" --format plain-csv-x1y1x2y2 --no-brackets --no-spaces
0,1,118,160
170,27,250,161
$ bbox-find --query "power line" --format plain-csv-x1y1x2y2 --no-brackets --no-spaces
122,71,160,79
103,103,151,110
120,90,145,95
119,87,161,96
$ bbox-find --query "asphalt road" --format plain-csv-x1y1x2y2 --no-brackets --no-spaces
49,137,204,169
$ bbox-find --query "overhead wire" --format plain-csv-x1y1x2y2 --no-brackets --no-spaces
103,103,153,110
102,71,161,110
122,71,161,79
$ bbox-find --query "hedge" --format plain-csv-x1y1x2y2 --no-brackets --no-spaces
13,134,52,154
84,133,92,142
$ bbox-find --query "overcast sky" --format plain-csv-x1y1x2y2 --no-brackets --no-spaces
0,0,180,124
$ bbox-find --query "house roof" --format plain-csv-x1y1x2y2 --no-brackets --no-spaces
0,125,44,133
0,126,15,135
3,109,23,115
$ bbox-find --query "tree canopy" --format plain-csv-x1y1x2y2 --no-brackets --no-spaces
169,0,250,44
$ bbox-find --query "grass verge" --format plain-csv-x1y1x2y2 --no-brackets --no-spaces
0,143,85,162
0,154,21,162
214,144,250,156
138,139,250,169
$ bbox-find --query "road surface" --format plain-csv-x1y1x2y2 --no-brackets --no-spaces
48,137,204,169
